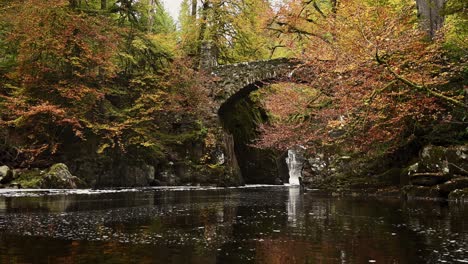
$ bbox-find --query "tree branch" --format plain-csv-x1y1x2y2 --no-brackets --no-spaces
376,50,466,108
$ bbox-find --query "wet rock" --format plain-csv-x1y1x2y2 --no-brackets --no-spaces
439,177,468,196
402,185,442,200
13,164,85,189
0,165,14,184
407,145,467,186
448,188,468,202
410,173,451,186
40,163,79,189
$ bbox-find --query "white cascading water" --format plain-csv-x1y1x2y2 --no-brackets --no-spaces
286,149,301,185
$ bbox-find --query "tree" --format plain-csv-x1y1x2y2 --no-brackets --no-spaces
190,0,275,63
179,0,200,56
416,0,446,38
255,0,466,156
0,0,120,164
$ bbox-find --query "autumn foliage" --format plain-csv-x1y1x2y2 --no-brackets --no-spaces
0,0,465,169
255,0,466,155
0,0,212,167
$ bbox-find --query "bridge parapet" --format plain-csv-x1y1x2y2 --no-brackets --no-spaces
210,58,298,108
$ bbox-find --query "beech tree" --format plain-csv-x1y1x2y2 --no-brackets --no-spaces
0,0,208,167
0,0,120,163
255,0,466,155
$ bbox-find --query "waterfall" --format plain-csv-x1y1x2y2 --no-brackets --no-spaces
286,149,301,185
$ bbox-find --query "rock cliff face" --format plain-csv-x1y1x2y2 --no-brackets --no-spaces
407,145,467,185
298,143,468,201
403,145,468,200
219,96,284,184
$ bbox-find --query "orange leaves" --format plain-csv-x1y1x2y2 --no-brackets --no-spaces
55,83,104,101
6,0,120,88
0,0,123,165
24,103,66,118
254,1,458,155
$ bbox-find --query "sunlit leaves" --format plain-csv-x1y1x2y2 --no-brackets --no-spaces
255,0,463,155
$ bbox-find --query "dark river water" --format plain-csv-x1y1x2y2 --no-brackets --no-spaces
0,186,467,264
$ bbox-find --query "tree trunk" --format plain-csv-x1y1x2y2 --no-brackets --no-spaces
415,0,446,38
331,0,338,14
101,0,107,10
148,0,157,32
198,1,209,43
191,0,197,17
69,0,78,8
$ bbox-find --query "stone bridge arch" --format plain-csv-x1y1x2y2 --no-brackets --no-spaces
201,54,299,185
208,58,299,113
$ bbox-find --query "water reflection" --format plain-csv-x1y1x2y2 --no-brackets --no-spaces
287,187,303,227
0,187,467,263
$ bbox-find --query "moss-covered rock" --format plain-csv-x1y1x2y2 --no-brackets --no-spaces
407,145,467,186
13,163,86,189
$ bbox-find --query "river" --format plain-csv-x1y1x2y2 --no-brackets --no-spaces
0,186,467,263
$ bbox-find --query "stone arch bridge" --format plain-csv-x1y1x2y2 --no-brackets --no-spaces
204,58,300,112
199,53,300,185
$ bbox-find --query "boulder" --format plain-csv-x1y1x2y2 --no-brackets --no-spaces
0,165,14,184
40,163,80,189
407,145,467,186
448,188,468,202
409,172,451,186
13,163,85,189
439,177,468,196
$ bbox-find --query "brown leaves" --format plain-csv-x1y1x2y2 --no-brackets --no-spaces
255,0,458,155
0,0,121,165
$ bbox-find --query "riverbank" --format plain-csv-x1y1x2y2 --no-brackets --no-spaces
300,144,468,203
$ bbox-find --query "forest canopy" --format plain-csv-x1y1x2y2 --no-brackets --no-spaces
0,0,466,171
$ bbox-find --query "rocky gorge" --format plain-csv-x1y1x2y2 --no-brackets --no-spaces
290,144,468,202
